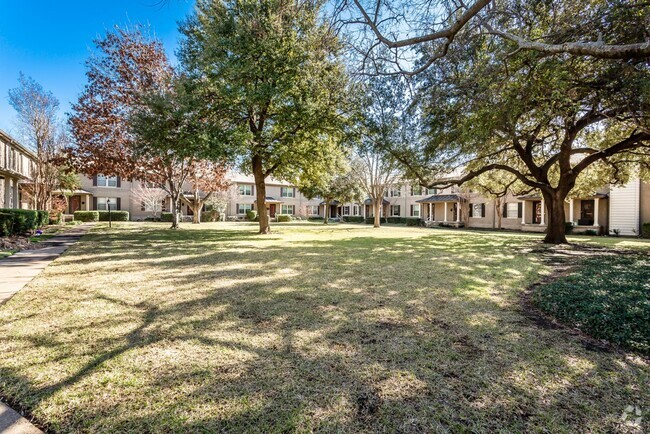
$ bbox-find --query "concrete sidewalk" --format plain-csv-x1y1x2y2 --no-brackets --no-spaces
0,402,43,434
0,223,93,305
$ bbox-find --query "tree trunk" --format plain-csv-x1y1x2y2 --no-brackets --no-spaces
543,191,568,244
324,199,330,224
192,191,201,224
171,195,181,230
495,197,503,229
252,155,271,234
373,199,381,228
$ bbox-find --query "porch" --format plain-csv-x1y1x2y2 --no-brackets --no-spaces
253,197,283,217
518,194,607,234
416,194,465,227
61,189,94,214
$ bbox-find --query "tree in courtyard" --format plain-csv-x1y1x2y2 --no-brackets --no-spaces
396,21,650,243
181,160,230,224
180,0,351,234
465,171,528,230
299,157,362,224
204,185,240,222
132,182,167,219
130,77,225,229
68,26,173,180
8,73,69,211
336,0,650,76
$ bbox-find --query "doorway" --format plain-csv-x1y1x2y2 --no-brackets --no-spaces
580,200,595,226
269,204,276,217
532,201,542,224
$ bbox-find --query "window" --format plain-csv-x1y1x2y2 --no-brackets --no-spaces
426,188,438,195
307,205,319,215
353,205,360,216
390,187,401,197
97,197,118,210
280,187,295,198
342,206,350,216
506,202,519,219
471,203,486,218
390,205,401,216
96,175,118,187
411,185,423,196
238,184,253,196
237,203,252,214
410,204,420,217
281,204,295,215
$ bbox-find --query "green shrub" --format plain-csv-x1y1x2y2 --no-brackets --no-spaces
565,222,574,235
98,211,129,221
307,217,324,221
365,217,387,225
161,212,174,222
246,210,257,221
74,211,99,222
642,222,650,239
386,217,407,224
406,217,422,226
276,214,291,222
0,209,42,235
533,254,650,355
201,211,218,222
342,216,364,223
583,229,598,236
37,210,50,227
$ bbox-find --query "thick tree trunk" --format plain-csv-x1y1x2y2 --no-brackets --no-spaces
192,192,202,224
252,156,271,234
170,195,181,230
543,191,568,244
373,199,381,228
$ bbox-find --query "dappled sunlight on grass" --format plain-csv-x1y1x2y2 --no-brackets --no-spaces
0,222,648,432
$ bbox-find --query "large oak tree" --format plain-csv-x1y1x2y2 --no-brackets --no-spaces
180,0,351,234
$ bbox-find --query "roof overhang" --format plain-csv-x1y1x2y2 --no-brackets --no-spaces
416,194,463,203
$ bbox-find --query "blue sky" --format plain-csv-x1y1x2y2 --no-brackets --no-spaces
0,0,194,136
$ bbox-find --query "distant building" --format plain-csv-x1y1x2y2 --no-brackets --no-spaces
0,129,36,210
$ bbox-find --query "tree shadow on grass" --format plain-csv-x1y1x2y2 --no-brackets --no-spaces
0,226,648,433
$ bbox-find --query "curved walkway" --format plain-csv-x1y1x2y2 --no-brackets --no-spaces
0,223,93,433
0,223,93,306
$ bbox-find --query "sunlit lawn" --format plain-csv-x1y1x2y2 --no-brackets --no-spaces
0,222,648,433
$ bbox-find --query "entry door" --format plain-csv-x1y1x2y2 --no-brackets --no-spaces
70,196,81,213
269,204,276,217
533,201,542,224
580,200,595,225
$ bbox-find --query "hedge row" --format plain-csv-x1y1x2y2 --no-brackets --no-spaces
342,216,364,223
98,211,129,221
0,209,50,236
643,222,650,239
276,214,291,222
73,211,99,222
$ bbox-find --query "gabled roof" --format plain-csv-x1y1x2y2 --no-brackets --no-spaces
253,196,283,204
416,194,462,203
363,198,390,205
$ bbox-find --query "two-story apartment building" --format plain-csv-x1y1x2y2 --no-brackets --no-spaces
0,129,36,210
69,170,649,236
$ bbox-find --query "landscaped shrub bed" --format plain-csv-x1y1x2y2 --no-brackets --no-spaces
342,216,364,223
276,214,291,222
365,217,387,224
533,254,650,355
161,212,174,222
406,217,422,226
73,211,99,222
0,209,48,236
98,211,130,221
246,210,257,221
307,217,323,221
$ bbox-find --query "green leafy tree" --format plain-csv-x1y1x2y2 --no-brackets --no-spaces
399,4,650,243
180,0,350,234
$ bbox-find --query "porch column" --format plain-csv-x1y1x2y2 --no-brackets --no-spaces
456,202,461,222
4,177,11,208
593,198,600,227
362,204,366,218
428,203,432,221
521,201,526,224
569,198,574,223
540,200,545,225
443,202,448,222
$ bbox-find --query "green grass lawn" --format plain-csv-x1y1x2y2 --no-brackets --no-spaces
0,222,648,433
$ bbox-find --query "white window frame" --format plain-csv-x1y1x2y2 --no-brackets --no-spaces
237,203,252,215
353,205,360,216
97,175,118,187
281,204,295,215
97,197,118,211
506,202,519,219
307,205,319,215
238,184,253,196
280,187,294,198
411,205,420,217
472,203,484,218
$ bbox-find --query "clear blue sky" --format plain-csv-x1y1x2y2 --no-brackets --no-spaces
0,0,194,136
